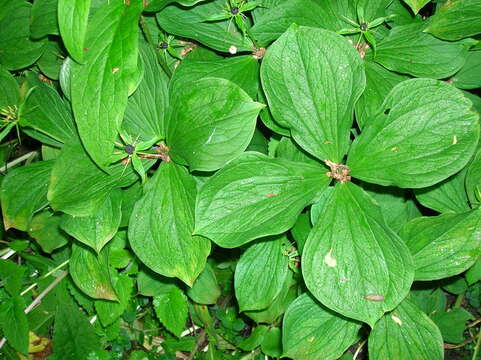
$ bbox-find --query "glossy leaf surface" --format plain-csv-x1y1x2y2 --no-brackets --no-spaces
261,25,365,162
348,79,480,188
302,182,414,327
195,152,329,248
129,162,211,286
167,78,263,171
58,0,91,63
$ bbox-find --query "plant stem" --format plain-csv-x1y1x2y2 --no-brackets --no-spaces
454,293,465,308
187,329,206,360
353,339,367,360
0,151,38,173
472,332,481,360
20,259,70,296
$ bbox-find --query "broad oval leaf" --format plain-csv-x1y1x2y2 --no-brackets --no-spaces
21,83,77,144
167,78,263,172
58,0,91,63
194,152,330,248
145,0,207,12
261,25,365,163
1,160,53,231
0,2,46,70
235,235,289,312
48,142,148,217
156,0,253,53
368,299,443,360
61,190,122,253
95,273,133,327
129,161,211,286
414,170,470,214
187,263,221,305
29,211,69,254
0,296,29,354
0,66,19,108
302,182,414,327
373,23,473,79
348,78,480,189
399,209,481,281
71,0,143,169
70,242,117,301
282,293,361,360
425,0,481,41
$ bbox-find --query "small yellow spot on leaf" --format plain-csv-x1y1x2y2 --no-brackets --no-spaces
229,45,237,54
324,140,332,144
307,336,315,343
391,146,399,152
452,135,457,145
391,313,403,326
324,249,337,267
112,67,120,74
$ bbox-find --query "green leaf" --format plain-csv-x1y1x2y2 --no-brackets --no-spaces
251,0,356,45
275,136,319,166
122,42,168,142
290,212,311,255
1,160,53,231
368,299,443,360
235,235,289,312
145,0,207,12
170,55,260,99
0,66,19,108
95,273,133,327
129,162,210,286
261,25,365,162
30,0,59,39
53,302,101,358
0,296,29,354
302,182,414,327
425,0,481,41
167,78,262,172
282,293,361,360
414,170,470,213
348,79,480,188
409,287,446,316
153,284,188,337
137,268,179,297
431,308,473,343
70,243,118,301
373,23,473,79
245,271,297,324
466,146,481,205
355,60,409,129
399,209,481,281
362,183,421,233
71,0,143,169
402,0,430,14
187,263,221,305
466,258,481,285
238,325,269,351
0,260,25,298
258,89,290,136
48,142,147,217
0,2,46,70
260,327,282,358
37,40,64,80
195,152,330,248
21,83,77,144
157,0,253,53
29,211,69,253
61,190,122,253
58,0,91,63
452,50,481,90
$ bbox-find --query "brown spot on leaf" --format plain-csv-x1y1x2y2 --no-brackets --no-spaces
266,193,278,197
364,294,385,302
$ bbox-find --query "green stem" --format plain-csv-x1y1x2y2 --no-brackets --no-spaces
472,332,481,360
454,293,465,308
